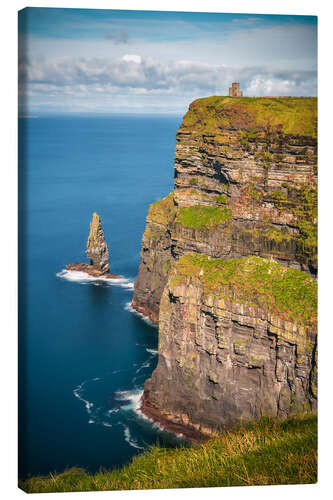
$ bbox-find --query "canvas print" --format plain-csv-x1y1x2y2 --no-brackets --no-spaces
18,7,318,493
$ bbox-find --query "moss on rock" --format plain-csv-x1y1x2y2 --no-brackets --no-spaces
172,254,317,329
176,205,232,229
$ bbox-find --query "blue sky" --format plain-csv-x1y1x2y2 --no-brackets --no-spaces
18,7,317,114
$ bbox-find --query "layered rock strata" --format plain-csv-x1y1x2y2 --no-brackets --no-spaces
133,97,317,325
142,254,317,440
133,96,317,437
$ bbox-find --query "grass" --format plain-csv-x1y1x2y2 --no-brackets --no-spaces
262,227,294,243
148,192,176,225
267,185,318,263
181,96,317,138
294,185,318,262
214,194,227,204
172,254,317,328
176,205,232,229
19,415,317,493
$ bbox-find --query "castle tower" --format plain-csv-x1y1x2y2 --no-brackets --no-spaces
229,82,243,97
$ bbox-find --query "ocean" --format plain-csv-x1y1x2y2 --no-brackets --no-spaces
18,113,185,479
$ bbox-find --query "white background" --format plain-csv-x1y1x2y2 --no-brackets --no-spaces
1,1,331,499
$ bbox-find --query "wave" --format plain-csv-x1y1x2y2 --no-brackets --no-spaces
135,405,166,433
114,388,143,411
122,424,144,450
56,269,134,289
73,382,94,414
73,375,186,447
108,408,119,415
124,301,157,327
102,422,113,428
146,348,158,356
114,387,166,434
135,360,151,374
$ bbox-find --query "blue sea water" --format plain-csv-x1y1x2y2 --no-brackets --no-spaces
18,114,184,479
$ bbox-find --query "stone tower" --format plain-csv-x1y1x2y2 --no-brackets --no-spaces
86,212,110,273
229,82,243,97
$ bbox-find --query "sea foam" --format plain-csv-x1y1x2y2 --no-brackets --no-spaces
146,348,158,356
122,424,144,450
73,381,94,414
114,388,143,411
56,269,134,289
124,301,157,327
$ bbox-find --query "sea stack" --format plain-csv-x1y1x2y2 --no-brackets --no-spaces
86,212,110,273
66,212,120,278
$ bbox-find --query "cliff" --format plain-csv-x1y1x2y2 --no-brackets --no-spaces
142,254,317,439
133,96,317,437
133,97,317,323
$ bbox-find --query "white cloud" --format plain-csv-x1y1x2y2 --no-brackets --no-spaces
20,54,316,97
18,17,317,114
122,54,142,64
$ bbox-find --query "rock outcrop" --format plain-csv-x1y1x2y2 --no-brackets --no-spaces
133,96,318,437
86,212,110,273
66,212,120,279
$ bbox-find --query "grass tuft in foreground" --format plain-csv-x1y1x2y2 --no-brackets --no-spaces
20,415,317,493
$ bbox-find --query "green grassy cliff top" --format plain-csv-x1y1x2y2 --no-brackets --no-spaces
172,254,317,328
180,96,317,138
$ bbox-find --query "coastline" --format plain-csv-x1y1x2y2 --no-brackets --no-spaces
139,391,209,444
131,299,159,326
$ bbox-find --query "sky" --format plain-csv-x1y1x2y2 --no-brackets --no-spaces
18,7,317,115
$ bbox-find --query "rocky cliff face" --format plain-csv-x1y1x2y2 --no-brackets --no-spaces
142,254,317,439
86,212,110,273
133,97,317,325
133,96,317,437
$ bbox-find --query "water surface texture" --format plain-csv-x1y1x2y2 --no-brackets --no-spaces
19,114,183,478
